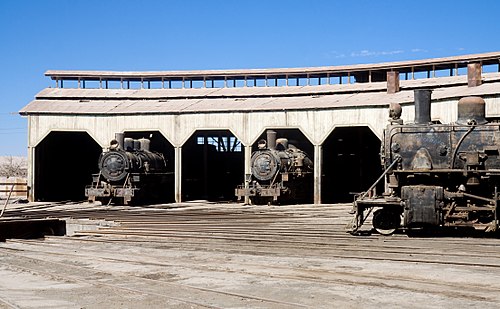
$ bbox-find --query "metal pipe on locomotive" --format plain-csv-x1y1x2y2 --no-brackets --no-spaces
235,130,313,205
85,133,170,205
348,89,500,235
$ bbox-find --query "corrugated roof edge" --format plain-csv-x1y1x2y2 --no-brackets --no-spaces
20,82,500,116
44,51,500,79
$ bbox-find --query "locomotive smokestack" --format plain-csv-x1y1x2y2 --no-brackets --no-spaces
267,130,277,150
414,89,432,124
115,133,124,150
456,96,487,125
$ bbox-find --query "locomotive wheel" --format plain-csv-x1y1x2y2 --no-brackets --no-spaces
372,209,401,235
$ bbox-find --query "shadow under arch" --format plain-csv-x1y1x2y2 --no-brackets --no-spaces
34,131,102,201
322,126,382,203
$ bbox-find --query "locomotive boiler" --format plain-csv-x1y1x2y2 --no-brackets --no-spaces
235,130,313,205
85,133,171,205
349,90,500,235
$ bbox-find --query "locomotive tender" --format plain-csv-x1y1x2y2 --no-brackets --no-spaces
349,90,500,235
236,130,313,205
85,133,170,205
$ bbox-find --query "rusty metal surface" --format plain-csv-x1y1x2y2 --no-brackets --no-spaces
350,92,500,235
468,63,483,87
386,71,400,94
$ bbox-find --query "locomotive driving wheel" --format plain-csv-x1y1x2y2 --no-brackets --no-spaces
372,209,401,235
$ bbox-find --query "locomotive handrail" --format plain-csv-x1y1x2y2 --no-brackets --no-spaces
351,156,402,234
450,123,476,169
357,155,401,201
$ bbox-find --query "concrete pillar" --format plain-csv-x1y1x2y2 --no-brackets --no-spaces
467,62,482,87
244,145,252,205
387,71,400,94
174,147,182,203
313,144,322,204
28,146,35,202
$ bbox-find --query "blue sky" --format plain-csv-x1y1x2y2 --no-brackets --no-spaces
1,0,499,156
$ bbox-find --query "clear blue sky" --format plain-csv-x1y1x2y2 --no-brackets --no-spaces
1,0,499,156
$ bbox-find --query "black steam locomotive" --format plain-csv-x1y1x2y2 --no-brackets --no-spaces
349,90,500,235
235,130,313,205
85,134,171,205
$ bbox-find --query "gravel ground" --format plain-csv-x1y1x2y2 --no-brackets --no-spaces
0,202,499,308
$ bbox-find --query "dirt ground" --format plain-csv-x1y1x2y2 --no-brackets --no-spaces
0,202,499,308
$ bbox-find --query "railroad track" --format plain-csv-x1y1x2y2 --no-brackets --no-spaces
2,238,498,304
0,247,308,309
1,202,500,308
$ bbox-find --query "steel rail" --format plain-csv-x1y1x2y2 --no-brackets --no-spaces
3,240,500,302
0,250,309,309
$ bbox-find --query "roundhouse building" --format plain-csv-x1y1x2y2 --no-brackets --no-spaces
20,52,500,204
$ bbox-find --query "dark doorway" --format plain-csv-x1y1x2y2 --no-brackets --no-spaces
34,131,102,201
182,130,244,201
122,131,175,203
322,126,382,203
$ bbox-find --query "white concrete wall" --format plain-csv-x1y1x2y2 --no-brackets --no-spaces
25,96,500,203
28,107,392,149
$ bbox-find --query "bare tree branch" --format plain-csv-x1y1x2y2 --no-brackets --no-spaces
0,156,27,178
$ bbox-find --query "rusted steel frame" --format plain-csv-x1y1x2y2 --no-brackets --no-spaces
460,192,496,204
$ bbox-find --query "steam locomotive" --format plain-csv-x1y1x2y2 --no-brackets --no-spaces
85,133,171,205
348,90,500,235
235,130,313,205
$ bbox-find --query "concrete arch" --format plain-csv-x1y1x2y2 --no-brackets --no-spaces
118,127,177,149
249,125,316,147
178,127,245,149
319,123,382,145
32,128,106,149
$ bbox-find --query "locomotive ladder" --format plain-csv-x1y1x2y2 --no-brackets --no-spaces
347,156,401,234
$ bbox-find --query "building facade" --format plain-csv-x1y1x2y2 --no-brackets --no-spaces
20,52,500,204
